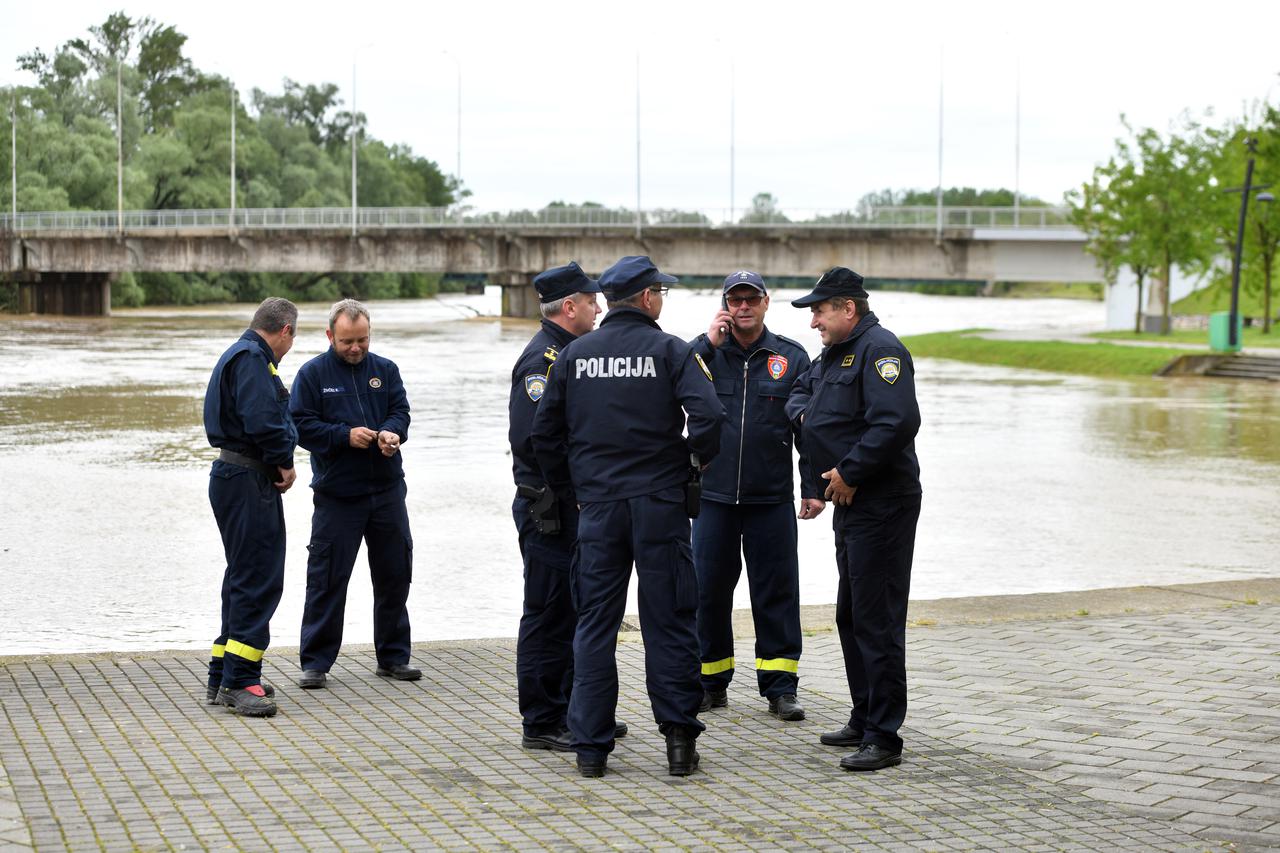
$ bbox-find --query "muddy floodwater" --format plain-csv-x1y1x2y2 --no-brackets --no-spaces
1,290,1277,655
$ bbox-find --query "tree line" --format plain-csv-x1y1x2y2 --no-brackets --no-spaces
1,13,462,307
1068,105,1280,334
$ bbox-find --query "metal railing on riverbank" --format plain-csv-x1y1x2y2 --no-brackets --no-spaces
0,204,1075,234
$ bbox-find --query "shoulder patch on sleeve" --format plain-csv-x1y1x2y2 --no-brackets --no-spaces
875,357,901,384
525,374,548,401
694,352,714,381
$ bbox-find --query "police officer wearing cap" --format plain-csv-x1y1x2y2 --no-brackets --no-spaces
291,299,420,690
203,296,299,718
689,270,819,722
787,267,922,772
508,261,622,752
531,255,725,778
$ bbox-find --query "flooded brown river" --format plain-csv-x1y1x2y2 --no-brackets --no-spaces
1,290,1277,654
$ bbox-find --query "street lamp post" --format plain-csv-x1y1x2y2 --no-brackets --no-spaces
351,58,358,238
1227,138,1274,349
9,86,15,225
229,80,237,236
116,58,123,236
441,51,461,182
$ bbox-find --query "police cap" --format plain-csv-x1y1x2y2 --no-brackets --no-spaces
723,270,767,294
533,261,602,303
599,255,678,300
790,267,869,307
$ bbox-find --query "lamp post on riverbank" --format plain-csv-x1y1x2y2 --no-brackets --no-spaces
1227,137,1274,349
8,86,15,224
441,50,461,183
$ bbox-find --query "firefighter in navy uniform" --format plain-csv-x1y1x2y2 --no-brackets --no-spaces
531,255,725,778
689,270,820,722
508,261,630,751
203,297,299,718
787,267,922,772
290,299,419,689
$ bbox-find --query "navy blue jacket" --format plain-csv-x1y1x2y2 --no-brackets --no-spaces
531,307,726,504
289,348,410,498
690,327,817,504
204,330,297,469
509,319,577,489
786,312,921,500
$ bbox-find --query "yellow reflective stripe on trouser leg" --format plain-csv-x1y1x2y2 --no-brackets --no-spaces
701,657,734,676
755,657,799,673
210,643,225,658
224,639,265,663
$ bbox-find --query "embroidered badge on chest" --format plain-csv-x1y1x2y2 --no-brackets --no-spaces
767,354,788,379
525,374,547,401
875,357,901,384
369,377,382,389
841,355,855,368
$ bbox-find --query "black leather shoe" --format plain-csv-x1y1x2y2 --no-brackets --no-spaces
298,670,326,689
577,754,607,778
522,729,573,752
666,730,700,776
768,694,806,721
614,722,628,739
206,682,273,705
218,686,277,717
840,743,902,771
819,724,863,747
375,663,422,681
698,689,728,713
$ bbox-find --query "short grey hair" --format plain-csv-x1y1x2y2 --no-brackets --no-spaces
539,295,569,319
826,296,870,316
606,291,647,310
328,298,370,332
250,297,298,334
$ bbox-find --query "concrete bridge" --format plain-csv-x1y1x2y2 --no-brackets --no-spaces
1,205,1100,316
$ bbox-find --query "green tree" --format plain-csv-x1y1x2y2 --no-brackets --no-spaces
740,192,789,224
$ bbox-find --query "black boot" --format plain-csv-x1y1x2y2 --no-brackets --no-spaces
665,729,700,776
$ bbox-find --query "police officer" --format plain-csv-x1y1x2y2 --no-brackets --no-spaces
689,270,818,722
787,267,922,772
290,299,419,689
508,261,609,750
203,297,299,718
531,255,724,778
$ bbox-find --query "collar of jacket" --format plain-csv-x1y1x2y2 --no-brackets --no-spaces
539,318,578,347
823,311,880,360
601,306,661,330
325,346,372,371
724,325,782,357
241,329,280,368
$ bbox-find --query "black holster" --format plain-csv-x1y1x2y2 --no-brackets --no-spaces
685,453,703,519
517,483,561,535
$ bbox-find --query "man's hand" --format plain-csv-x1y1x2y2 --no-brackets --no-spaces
706,309,734,348
798,498,826,520
377,430,401,458
821,468,857,506
349,426,377,449
275,466,297,493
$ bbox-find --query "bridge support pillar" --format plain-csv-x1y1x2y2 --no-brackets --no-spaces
498,273,539,319
16,272,113,316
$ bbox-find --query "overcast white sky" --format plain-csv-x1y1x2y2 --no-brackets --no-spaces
4,0,1280,213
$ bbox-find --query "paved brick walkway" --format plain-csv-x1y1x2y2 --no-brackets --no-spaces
1,597,1276,851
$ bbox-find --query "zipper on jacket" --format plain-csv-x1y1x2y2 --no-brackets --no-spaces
735,357,749,503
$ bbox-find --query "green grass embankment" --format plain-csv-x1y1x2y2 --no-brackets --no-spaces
1091,329,1280,348
902,330,1202,377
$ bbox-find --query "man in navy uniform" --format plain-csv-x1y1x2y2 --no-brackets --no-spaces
531,255,724,778
689,270,820,722
203,296,299,717
787,267,922,771
507,261,617,751
290,299,419,689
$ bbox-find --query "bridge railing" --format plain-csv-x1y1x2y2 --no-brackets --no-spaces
0,204,1075,234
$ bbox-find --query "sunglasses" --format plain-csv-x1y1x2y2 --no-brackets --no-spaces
726,294,763,307
648,285,670,295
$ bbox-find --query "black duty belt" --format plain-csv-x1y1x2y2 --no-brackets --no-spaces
218,449,280,481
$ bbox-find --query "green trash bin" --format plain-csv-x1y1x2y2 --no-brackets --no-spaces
1209,311,1243,353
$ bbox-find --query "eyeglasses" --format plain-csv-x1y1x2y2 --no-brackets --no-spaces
726,294,763,307
648,286,670,295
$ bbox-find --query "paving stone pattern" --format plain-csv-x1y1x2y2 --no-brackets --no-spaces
0,604,1275,851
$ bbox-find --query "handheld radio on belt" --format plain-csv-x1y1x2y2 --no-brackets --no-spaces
517,483,561,535
685,453,703,518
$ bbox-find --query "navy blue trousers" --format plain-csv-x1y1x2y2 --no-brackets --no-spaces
692,500,802,697
207,461,286,690
569,489,704,758
833,495,921,753
512,495,577,736
299,481,413,672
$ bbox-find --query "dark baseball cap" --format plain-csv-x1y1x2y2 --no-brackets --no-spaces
791,267,869,307
599,255,678,300
722,270,767,294
533,261,602,304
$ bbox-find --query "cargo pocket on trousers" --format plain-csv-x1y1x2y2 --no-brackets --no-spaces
671,539,698,616
404,535,414,585
306,540,333,594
